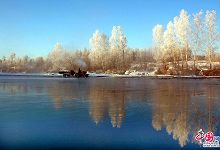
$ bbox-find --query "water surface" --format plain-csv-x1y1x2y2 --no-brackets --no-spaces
0,76,220,150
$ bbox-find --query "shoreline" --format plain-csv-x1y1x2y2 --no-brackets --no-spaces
1,72,220,79
112,75,220,79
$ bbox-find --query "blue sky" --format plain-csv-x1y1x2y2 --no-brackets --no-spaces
0,0,220,57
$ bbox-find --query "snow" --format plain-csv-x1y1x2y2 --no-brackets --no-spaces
88,72,112,77
2,70,220,79
0,72,63,77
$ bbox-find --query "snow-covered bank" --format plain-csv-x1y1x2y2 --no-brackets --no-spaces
87,72,112,77
1,72,220,79
0,72,63,77
113,74,220,79
88,72,220,79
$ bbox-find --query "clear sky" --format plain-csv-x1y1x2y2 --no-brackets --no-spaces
0,0,220,57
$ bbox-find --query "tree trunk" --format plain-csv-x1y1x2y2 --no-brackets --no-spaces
209,50,212,70
193,55,196,75
185,47,188,69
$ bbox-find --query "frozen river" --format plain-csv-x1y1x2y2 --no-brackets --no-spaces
0,76,220,150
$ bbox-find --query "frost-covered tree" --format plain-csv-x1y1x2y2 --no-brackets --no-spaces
9,53,16,65
89,30,109,70
118,28,127,70
109,26,128,71
205,10,220,69
191,10,204,71
153,22,178,72
62,51,77,70
81,48,90,70
109,26,119,54
174,9,191,68
109,26,119,69
163,21,177,64
34,57,45,72
47,43,66,72
152,24,164,63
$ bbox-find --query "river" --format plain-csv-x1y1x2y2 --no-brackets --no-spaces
0,76,219,149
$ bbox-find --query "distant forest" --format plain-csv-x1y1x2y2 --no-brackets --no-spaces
0,9,220,75
0,46,153,73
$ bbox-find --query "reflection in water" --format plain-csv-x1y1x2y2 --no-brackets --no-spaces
0,78,220,148
89,79,126,128
89,85,107,125
151,80,220,147
151,81,190,147
108,91,125,128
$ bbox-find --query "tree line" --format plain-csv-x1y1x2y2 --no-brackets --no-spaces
0,35,153,73
0,9,219,74
153,9,220,74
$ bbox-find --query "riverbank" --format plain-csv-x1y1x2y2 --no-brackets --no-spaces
1,72,220,80
0,72,63,78
112,74,220,79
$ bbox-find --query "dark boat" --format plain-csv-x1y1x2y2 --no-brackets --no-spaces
58,68,89,78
